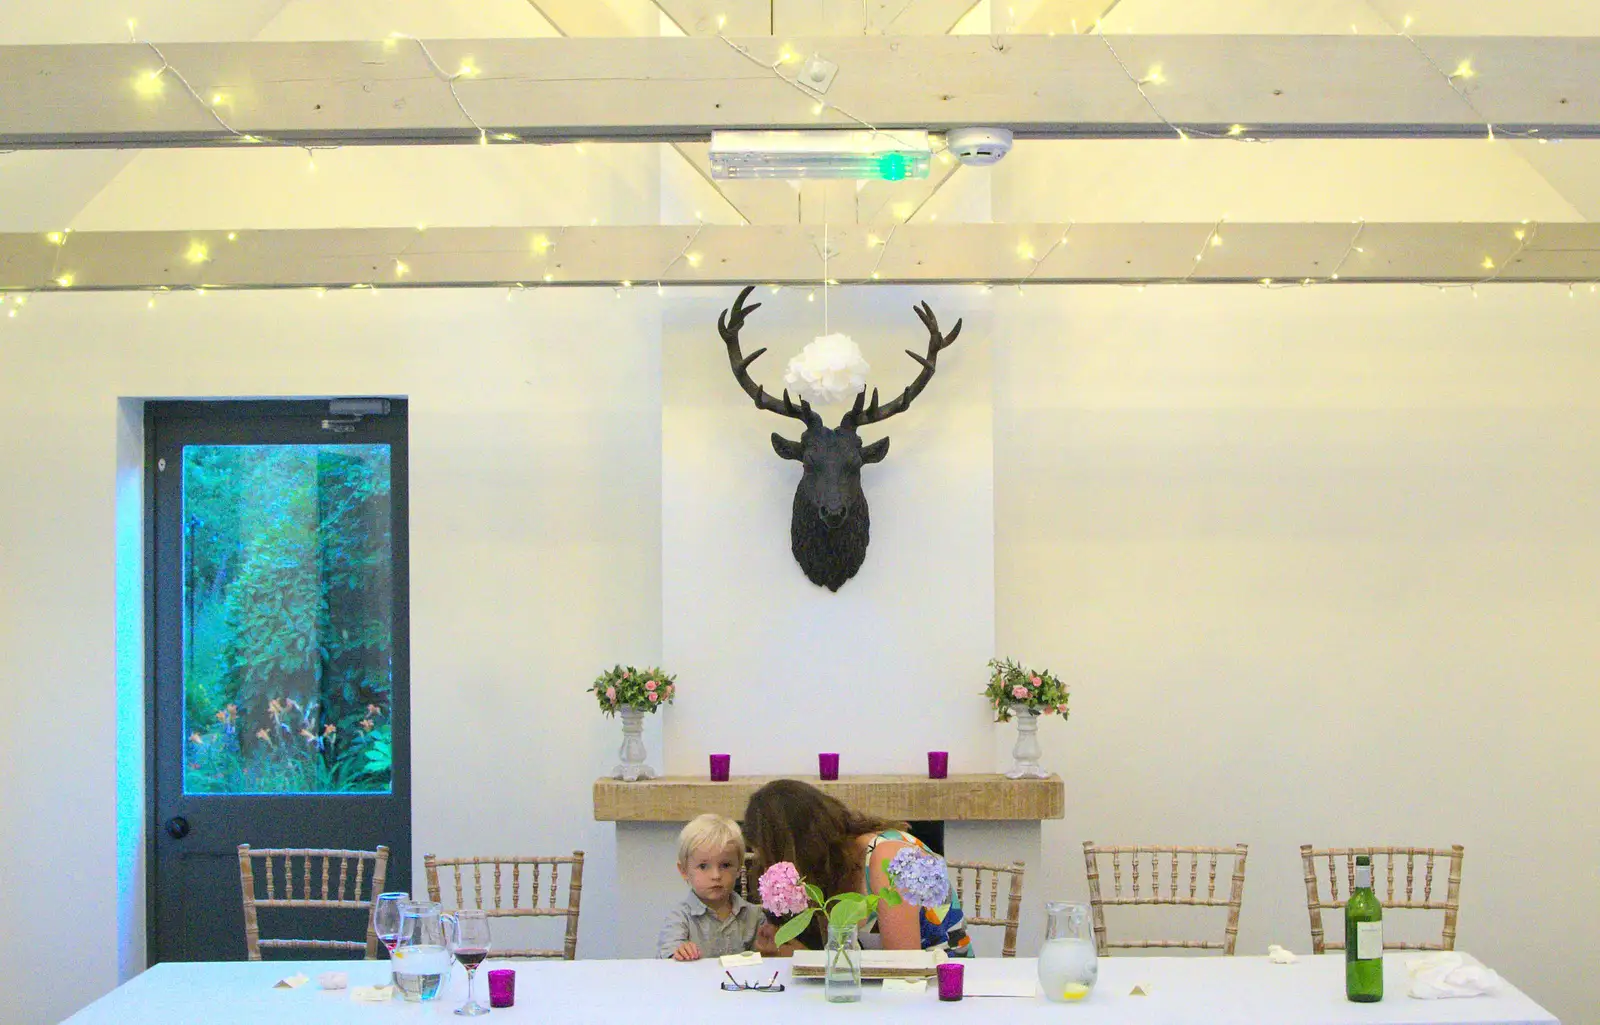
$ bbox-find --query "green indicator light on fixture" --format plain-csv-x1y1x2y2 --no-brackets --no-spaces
879,153,908,181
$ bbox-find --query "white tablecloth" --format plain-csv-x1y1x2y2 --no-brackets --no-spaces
62,953,1560,1025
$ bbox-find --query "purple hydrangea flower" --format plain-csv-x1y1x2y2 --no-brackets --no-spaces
886,848,951,907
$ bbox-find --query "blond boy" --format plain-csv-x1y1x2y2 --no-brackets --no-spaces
656,814,763,960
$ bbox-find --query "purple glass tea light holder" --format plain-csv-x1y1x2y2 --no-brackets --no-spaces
818,752,840,781
709,753,731,782
937,961,964,1001
928,751,949,779
488,969,515,1008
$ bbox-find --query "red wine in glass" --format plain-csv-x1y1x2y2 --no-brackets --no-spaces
454,948,489,969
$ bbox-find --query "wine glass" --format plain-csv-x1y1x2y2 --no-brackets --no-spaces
373,892,408,957
449,909,492,1017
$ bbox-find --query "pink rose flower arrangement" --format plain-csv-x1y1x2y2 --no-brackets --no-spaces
984,656,1070,722
589,664,677,716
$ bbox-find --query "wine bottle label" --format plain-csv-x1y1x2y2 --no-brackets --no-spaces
1355,921,1383,961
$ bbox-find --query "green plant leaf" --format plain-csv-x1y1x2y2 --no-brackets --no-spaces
877,886,903,907
804,882,825,907
773,908,814,948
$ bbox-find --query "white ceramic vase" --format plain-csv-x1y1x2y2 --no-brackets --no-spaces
612,705,658,781
1005,703,1048,779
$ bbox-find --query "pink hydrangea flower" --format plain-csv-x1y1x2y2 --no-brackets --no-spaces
647,691,659,702
645,680,657,692
1011,685,1029,700
605,686,616,702
758,862,810,917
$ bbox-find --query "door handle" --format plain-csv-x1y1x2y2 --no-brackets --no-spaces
164,816,190,839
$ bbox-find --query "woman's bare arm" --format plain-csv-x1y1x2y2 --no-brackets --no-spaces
866,839,922,950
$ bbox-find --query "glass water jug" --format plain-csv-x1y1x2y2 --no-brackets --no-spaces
1038,901,1098,1002
391,900,458,1002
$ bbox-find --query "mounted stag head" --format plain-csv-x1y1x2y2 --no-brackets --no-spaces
717,285,962,591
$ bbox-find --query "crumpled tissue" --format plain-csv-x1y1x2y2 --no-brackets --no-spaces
1407,952,1504,999
1266,944,1298,964
317,971,348,990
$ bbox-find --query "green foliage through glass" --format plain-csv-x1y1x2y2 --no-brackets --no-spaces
181,444,394,794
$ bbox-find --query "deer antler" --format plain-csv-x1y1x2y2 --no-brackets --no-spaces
719,285,823,427
839,301,962,429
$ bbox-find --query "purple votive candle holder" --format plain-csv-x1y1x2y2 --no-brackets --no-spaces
937,962,964,1001
928,751,949,779
709,753,731,782
818,752,840,781
488,969,515,1008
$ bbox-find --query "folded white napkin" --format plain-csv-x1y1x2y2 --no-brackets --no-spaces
1407,952,1504,999
272,973,310,990
349,984,394,1002
1266,944,1298,964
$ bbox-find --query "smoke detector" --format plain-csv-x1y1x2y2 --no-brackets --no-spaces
944,127,1014,167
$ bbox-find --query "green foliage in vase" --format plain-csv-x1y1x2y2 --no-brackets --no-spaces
774,881,904,949
984,656,1070,722
589,664,677,716
181,445,394,794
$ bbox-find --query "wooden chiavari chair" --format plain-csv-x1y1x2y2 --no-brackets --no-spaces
237,844,390,960
1300,844,1464,953
424,851,585,960
1082,842,1248,955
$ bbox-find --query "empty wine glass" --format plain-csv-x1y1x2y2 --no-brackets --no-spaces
449,909,492,1017
373,892,408,957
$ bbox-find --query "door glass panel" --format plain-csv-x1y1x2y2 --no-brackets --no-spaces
181,444,393,794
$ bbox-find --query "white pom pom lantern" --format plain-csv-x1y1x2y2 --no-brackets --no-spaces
783,333,871,406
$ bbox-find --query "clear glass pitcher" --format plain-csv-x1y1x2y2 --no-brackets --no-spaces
391,900,458,1002
1038,901,1098,1003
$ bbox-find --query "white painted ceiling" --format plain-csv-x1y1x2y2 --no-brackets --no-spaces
1,0,1596,233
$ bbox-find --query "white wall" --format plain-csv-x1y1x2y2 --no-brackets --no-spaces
994,283,1600,1025
0,288,661,1024
661,286,995,776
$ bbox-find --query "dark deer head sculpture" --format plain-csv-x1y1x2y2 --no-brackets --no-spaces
717,285,962,591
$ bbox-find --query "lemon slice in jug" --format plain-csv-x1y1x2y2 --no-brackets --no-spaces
1059,983,1091,1001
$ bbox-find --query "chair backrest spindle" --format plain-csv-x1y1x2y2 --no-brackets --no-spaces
1299,845,1464,954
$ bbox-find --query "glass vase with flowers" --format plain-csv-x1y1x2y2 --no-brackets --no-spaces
758,848,952,1003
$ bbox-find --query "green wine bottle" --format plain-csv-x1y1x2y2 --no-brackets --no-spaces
1345,854,1384,1002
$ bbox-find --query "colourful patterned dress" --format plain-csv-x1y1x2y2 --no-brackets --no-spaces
863,829,972,956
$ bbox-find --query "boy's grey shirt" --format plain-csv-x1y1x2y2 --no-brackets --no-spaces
655,890,764,958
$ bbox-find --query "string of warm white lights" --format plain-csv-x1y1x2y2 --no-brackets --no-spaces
1015,223,1074,295
1436,221,1540,296
866,224,899,281
1092,29,1242,142
1396,17,1535,142
1257,220,1368,289
395,34,506,146
653,222,707,296
1182,218,1228,282
713,29,928,150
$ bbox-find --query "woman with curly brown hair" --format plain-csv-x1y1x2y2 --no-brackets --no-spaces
744,779,969,955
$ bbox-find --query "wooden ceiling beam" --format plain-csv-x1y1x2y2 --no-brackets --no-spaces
2,36,1598,149
2,223,1592,290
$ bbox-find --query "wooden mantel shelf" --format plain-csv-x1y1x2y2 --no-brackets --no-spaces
593,774,1064,823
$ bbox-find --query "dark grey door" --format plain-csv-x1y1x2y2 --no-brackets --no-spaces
148,400,411,962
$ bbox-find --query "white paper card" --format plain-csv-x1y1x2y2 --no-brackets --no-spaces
882,979,928,994
720,951,762,968
961,959,1037,998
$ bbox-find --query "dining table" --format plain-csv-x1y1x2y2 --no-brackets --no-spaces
62,951,1560,1024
